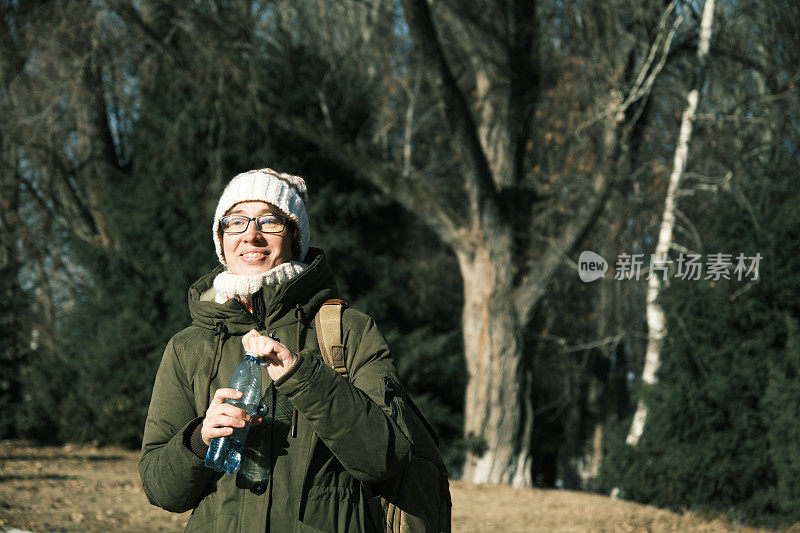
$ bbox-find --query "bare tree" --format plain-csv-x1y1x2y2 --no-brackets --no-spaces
1,1,129,250
231,0,684,485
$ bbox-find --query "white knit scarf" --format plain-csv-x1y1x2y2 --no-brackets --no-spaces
213,261,308,305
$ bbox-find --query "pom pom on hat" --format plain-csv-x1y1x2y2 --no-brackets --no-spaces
212,168,310,264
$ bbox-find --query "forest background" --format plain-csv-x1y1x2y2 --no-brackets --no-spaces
2,0,800,528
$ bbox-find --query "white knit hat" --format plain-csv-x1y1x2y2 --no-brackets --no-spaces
212,168,310,264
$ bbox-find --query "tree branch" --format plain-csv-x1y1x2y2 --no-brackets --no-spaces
575,0,680,135
110,0,191,72
0,6,27,77
513,121,617,327
260,103,470,254
401,0,497,217
508,0,538,188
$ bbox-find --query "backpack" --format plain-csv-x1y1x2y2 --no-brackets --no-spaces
315,299,452,533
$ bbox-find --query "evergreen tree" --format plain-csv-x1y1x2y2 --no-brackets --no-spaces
0,245,28,438
16,53,281,444
602,173,800,525
15,32,466,466
763,316,800,521
18,72,212,444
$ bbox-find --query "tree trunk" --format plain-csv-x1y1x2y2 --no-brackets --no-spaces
232,0,657,485
75,57,119,250
458,225,534,487
0,129,26,437
580,189,625,488
626,0,716,446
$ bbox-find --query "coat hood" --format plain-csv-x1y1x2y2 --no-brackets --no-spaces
187,247,339,335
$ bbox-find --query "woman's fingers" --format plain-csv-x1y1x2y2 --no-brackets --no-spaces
208,403,249,422
214,403,247,417
242,329,291,362
206,426,234,439
211,387,242,406
241,330,255,351
255,353,281,366
202,402,252,445
209,412,248,428
242,329,264,353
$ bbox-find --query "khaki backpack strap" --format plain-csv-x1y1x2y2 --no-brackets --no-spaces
315,299,348,379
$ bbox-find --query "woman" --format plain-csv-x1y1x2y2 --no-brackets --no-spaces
139,169,413,532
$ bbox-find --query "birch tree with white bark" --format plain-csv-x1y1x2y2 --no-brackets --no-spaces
626,0,717,447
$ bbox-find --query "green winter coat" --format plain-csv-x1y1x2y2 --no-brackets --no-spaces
139,249,413,532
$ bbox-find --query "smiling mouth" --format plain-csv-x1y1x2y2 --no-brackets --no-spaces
241,251,269,261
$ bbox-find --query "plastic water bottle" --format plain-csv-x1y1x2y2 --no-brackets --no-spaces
205,353,262,475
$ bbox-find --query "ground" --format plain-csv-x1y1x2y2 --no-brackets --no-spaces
0,440,773,532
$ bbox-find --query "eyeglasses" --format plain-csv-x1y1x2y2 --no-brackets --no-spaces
220,214,287,234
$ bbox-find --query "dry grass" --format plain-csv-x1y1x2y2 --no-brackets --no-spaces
451,480,772,532
0,440,776,532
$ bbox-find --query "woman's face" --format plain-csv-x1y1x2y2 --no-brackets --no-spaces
221,201,294,275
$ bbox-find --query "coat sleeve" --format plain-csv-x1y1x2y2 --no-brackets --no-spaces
139,337,216,513
276,314,413,483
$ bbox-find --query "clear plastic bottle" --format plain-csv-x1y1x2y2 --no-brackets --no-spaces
205,353,262,475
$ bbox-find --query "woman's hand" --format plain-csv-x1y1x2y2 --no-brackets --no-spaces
201,388,263,446
242,329,298,382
